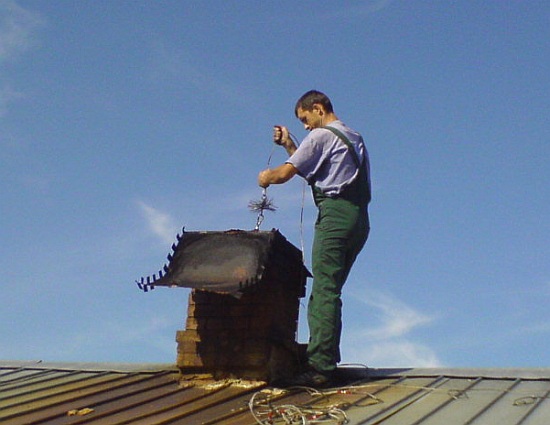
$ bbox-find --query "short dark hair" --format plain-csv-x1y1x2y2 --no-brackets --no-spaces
294,90,334,117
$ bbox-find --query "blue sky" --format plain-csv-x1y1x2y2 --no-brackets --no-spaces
1,0,548,369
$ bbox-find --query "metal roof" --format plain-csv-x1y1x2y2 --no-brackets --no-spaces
1,361,550,424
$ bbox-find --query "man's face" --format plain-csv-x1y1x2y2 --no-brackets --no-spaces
296,106,323,131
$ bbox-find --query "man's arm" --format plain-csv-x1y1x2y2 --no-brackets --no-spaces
258,163,298,188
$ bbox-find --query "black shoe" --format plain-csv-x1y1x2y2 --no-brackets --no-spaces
285,368,333,388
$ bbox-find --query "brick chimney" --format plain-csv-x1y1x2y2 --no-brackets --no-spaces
138,229,310,383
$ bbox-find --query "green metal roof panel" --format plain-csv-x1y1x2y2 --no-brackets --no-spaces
2,362,550,424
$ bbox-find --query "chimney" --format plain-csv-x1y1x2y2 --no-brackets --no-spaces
138,229,310,383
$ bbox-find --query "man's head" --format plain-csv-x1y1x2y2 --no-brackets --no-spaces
294,90,335,131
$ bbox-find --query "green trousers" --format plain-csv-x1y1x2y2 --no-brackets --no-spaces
307,179,370,374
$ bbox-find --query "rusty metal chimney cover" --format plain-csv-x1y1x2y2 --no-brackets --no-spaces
136,229,307,295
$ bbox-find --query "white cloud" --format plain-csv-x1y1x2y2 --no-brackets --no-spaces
102,315,175,347
137,200,179,245
0,0,44,62
360,292,434,340
0,1,44,118
343,340,443,368
145,39,255,103
44,315,177,362
342,290,443,367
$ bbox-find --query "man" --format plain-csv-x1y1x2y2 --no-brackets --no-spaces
258,90,371,387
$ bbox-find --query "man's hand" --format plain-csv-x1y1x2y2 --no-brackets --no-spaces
273,125,297,155
273,125,287,145
258,169,271,188
258,164,299,188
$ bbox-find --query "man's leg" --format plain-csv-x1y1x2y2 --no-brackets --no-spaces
307,198,365,374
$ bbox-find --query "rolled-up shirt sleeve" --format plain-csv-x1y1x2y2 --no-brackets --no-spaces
284,123,365,196
286,133,326,183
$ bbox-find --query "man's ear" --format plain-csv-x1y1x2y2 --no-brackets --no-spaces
313,103,324,115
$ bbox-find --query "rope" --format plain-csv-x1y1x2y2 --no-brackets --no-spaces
247,379,550,425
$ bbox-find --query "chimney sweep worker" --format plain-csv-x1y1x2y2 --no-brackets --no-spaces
258,90,371,388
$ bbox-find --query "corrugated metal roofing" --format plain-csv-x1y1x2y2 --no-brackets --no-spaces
1,361,550,424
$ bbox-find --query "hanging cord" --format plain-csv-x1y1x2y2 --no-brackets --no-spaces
288,131,307,265
278,130,307,264
248,130,306,265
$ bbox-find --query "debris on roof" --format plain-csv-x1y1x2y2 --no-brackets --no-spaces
2,361,550,424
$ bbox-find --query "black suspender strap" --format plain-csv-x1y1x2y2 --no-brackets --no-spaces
323,125,371,204
322,126,363,168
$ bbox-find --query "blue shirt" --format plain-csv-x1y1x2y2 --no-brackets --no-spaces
287,120,371,197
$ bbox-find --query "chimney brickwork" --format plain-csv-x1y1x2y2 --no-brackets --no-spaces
137,229,310,383
176,266,306,382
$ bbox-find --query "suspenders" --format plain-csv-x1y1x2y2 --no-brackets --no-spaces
322,126,371,204
322,126,364,168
